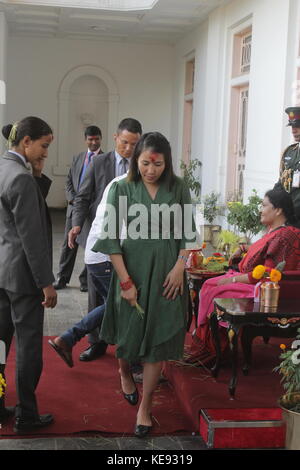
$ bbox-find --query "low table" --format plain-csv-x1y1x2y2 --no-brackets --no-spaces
210,297,300,398
186,269,224,326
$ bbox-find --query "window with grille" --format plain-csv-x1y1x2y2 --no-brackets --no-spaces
240,33,252,74
182,57,195,164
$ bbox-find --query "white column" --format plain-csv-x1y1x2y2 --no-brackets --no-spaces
0,12,8,154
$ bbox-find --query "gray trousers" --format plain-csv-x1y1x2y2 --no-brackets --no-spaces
0,288,44,419
57,214,87,286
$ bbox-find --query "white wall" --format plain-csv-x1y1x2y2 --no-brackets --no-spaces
171,20,208,179
243,0,291,199
172,0,299,207
0,13,8,155
6,36,174,207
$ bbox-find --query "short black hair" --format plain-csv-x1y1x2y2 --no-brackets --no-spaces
265,189,297,225
117,118,142,136
84,126,102,138
2,116,53,146
128,132,175,189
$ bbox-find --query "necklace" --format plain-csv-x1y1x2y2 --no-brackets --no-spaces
267,224,286,234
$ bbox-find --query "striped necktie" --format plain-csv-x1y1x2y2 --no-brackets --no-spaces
79,151,93,188
120,158,128,175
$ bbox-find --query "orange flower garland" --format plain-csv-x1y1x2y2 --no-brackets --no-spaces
252,261,285,282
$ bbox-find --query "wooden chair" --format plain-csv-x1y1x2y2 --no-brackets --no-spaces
241,271,300,374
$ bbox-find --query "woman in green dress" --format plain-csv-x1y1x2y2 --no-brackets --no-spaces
93,132,197,437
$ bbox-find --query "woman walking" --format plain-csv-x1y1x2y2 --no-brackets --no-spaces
93,132,197,437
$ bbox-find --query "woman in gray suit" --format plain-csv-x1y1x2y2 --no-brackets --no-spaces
0,116,57,434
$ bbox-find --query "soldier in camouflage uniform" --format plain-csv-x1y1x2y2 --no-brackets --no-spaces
274,107,300,227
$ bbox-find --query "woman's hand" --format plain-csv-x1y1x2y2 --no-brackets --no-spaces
217,276,235,286
217,273,248,285
31,158,45,177
163,264,184,300
228,248,242,266
121,284,138,307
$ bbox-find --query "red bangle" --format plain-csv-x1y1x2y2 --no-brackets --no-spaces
120,277,133,291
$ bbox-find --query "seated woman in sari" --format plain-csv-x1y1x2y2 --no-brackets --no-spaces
188,188,300,365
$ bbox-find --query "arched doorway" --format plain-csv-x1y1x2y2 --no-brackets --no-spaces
53,65,119,176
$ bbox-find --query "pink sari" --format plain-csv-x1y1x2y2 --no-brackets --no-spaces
197,270,254,325
186,225,300,365
198,225,300,325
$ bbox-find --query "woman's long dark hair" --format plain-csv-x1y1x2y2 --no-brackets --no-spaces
265,188,297,225
2,116,53,146
127,132,176,189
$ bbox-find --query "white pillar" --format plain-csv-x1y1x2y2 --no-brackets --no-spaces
0,12,8,154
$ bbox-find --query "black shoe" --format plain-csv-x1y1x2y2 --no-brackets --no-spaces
13,414,54,434
0,406,15,423
80,285,88,292
120,373,139,406
79,343,107,361
134,423,152,438
53,278,67,290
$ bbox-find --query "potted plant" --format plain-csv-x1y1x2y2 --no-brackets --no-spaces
274,329,300,450
227,190,264,243
216,229,240,260
202,191,221,245
180,159,202,202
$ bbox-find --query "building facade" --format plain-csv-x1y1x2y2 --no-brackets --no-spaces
0,0,299,210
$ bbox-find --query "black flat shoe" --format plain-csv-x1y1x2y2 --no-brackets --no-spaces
79,342,107,361
134,423,152,438
120,374,139,406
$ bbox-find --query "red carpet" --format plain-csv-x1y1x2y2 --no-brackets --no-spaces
1,337,191,438
1,334,289,446
164,334,288,430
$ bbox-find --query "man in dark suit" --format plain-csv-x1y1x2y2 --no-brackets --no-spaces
53,126,103,291
68,118,142,361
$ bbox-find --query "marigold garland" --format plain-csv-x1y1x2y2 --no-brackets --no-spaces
252,265,266,279
270,269,282,283
0,373,6,398
252,261,285,282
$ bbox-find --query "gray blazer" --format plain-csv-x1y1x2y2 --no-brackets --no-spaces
65,149,104,217
72,151,116,247
65,151,86,218
0,151,54,294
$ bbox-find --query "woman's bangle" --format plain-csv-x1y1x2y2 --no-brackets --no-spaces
120,277,133,291
178,255,188,263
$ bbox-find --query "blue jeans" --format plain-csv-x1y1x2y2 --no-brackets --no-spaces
61,262,112,348
61,304,106,348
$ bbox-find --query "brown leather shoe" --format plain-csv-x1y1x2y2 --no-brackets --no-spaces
48,338,73,367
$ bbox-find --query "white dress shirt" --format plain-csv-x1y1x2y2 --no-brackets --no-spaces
114,151,130,177
84,172,128,265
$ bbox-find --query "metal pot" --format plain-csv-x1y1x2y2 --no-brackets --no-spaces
279,393,300,450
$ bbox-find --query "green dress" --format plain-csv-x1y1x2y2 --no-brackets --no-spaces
92,176,197,363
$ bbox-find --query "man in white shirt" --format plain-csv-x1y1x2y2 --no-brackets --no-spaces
48,174,127,367
68,118,142,361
